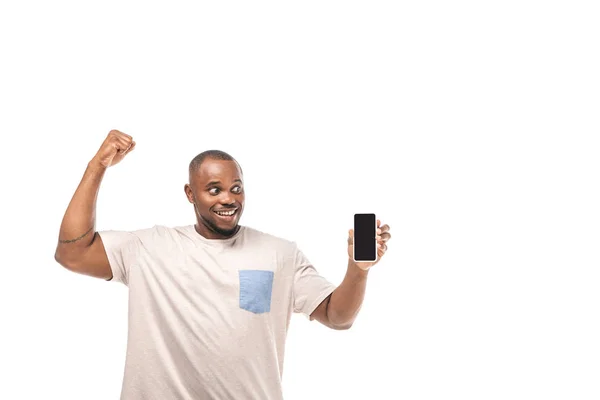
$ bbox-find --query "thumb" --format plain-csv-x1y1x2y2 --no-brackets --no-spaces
348,229,354,245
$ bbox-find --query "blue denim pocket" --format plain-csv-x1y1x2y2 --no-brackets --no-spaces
239,270,274,314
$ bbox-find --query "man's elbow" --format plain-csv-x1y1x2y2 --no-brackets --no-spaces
330,321,353,330
327,309,355,330
54,250,66,267
54,249,79,272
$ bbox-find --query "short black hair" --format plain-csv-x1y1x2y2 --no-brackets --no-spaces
188,150,242,180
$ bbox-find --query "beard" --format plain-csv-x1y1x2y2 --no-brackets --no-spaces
203,216,239,237
194,201,240,238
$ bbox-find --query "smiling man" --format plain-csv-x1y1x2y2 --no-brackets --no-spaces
185,150,245,239
54,130,391,400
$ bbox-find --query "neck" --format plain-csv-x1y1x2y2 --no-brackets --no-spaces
194,221,240,240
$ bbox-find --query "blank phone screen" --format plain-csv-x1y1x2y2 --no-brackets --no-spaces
354,214,377,261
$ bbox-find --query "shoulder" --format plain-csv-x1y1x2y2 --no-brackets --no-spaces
100,224,189,246
240,227,307,269
240,226,299,252
118,224,176,241
148,224,200,248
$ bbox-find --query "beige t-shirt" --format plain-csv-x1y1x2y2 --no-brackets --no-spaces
98,224,337,400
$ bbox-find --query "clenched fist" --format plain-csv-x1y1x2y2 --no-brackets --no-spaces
90,130,136,168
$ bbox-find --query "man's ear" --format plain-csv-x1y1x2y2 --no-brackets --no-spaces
184,183,194,204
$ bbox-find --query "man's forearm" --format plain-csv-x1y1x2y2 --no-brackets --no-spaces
55,160,106,262
326,259,370,329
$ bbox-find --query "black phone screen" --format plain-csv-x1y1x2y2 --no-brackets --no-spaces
354,213,377,261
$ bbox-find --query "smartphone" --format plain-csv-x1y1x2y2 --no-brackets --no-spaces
353,213,377,262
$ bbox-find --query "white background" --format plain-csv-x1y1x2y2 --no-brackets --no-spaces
1,1,599,399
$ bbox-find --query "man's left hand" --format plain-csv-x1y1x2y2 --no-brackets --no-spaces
347,219,392,271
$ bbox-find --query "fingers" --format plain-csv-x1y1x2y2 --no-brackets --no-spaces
109,131,134,155
377,233,388,256
120,138,135,155
377,243,388,257
121,140,135,156
128,141,136,153
109,129,132,141
376,237,388,249
114,139,127,153
376,223,391,242
113,139,131,155
376,221,390,257
377,232,391,242
377,224,390,234
109,129,133,148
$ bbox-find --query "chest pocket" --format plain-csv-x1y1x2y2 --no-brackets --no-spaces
238,270,274,314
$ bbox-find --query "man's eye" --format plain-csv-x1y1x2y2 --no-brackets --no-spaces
209,188,220,195
232,186,242,194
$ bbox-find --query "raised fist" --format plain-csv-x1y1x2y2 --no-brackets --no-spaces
91,130,136,168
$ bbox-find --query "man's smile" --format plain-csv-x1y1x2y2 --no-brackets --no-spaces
213,208,238,220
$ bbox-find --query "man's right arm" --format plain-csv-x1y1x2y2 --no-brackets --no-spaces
54,130,135,280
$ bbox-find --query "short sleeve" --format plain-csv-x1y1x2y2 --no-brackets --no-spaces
292,244,337,320
97,230,142,285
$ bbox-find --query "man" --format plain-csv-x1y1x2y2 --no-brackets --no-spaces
54,130,392,400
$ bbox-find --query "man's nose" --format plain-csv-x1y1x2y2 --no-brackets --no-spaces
220,192,234,204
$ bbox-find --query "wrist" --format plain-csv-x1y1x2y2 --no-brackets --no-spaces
348,258,370,275
88,158,108,172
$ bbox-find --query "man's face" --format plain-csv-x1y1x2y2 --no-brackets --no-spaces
185,158,245,239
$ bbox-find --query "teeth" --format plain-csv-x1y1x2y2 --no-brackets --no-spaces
215,209,236,216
